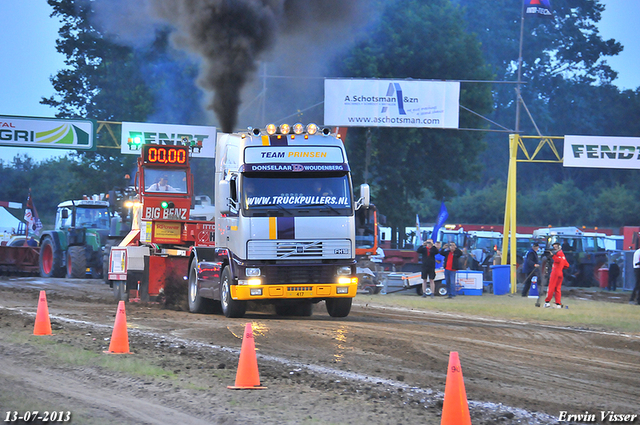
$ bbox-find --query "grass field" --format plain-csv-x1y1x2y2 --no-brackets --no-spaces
354,290,640,334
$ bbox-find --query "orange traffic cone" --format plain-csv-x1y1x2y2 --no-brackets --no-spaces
228,323,267,390
104,301,132,354
441,351,471,425
33,290,52,336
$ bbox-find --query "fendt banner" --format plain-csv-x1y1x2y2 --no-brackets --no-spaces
121,122,216,158
0,115,96,150
324,78,460,129
564,135,640,169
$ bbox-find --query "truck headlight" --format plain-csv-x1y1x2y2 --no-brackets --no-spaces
336,266,351,276
248,278,262,286
246,267,261,277
250,288,263,296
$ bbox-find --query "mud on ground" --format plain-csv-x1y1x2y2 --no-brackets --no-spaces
0,278,639,425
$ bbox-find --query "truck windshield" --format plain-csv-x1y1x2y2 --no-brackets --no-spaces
76,207,110,229
242,173,352,216
144,168,188,193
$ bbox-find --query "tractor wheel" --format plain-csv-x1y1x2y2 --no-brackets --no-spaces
39,237,64,278
67,246,87,278
220,267,246,318
325,298,352,318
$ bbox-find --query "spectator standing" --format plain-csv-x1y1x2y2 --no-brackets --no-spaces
607,261,620,292
544,242,570,308
417,239,439,298
440,242,463,299
521,242,540,297
630,247,640,304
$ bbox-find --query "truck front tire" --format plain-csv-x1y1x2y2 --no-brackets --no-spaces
188,260,214,313
220,267,246,318
325,298,352,318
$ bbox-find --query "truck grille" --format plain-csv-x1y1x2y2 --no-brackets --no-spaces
247,240,351,260
276,241,323,258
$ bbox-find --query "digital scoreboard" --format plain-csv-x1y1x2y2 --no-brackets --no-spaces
142,145,189,166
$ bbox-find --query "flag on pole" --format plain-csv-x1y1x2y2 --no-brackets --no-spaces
525,0,553,18
431,199,449,243
24,191,43,236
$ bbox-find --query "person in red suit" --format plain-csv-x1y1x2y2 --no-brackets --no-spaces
544,242,570,308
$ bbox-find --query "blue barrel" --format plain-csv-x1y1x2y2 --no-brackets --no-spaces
490,265,510,295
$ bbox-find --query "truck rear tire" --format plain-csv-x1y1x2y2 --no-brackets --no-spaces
188,260,214,313
275,302,313,317
113,280,128,302
67,245,87,278
295,302,313,317
39,237,64,278
220,267,246,318
102,243,113,284
325,298,352,318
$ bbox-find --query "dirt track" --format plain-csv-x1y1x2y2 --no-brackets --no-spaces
1,276,639,424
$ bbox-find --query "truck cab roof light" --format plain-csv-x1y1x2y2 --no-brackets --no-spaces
266,124,277,135
279,123,290,135
292,123,304,134
306,123,318,135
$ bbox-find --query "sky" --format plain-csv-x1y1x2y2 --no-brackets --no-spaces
0,1,638,164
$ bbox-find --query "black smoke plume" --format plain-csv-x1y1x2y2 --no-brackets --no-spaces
149,0,371,133
89,0,373,132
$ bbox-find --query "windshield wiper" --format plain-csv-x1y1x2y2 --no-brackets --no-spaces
254,203,293,216
296,203,342,215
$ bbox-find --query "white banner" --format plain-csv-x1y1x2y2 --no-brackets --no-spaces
121,122,216,158
0,115,95,150
564,135,640,169
324,79,460,129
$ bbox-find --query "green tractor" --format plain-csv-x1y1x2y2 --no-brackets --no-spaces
39,200,112,278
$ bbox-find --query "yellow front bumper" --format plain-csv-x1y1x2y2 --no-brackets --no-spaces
231,282,358,301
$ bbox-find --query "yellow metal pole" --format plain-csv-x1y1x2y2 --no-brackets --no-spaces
501,163,512,267
501,134,518,294
509,135,518,293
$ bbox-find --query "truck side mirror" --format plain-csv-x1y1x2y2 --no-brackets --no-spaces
356,183,370,209
218,180,231,214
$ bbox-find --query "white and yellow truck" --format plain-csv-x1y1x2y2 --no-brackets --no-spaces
188,123,364,317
